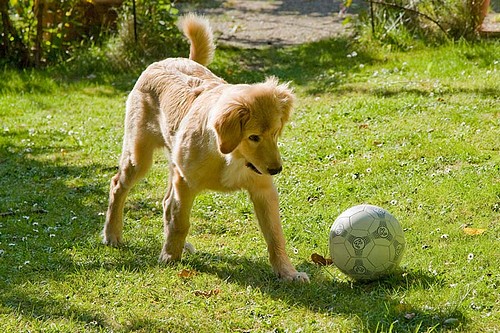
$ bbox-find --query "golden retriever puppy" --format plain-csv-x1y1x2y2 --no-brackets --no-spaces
102,14,309,282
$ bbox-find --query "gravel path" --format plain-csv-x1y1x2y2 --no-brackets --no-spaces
179,0,365,48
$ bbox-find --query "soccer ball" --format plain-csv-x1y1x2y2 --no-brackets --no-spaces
329,204,405,281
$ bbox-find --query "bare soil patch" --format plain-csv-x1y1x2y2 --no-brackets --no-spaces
179,0,365,48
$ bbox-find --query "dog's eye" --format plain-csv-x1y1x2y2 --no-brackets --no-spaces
248,135,260,142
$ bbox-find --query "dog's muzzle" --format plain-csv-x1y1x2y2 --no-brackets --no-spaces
246,163,283,175
246,162,262,175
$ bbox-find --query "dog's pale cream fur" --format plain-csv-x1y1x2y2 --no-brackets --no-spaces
103,14,309,282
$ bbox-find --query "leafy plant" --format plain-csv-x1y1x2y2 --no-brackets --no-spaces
0,0,184,68
105,0,186,70
354,0,492,47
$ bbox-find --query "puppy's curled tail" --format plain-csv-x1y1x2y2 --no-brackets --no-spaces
179,14,215,66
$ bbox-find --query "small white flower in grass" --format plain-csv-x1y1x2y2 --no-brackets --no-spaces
467,253,474,261
49,234,55,238
293,248,299,254
0,250,5,256
404,313,416,320
390,199,398,206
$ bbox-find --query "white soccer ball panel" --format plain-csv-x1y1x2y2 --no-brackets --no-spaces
372,236,393,247
348,210,376,231
366,243,391,268
330,240,352,269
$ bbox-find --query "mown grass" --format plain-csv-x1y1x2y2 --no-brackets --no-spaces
0,38,499,332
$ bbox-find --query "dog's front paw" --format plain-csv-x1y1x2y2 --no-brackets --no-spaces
293,272,310,283
159,242,194,263
158,251,180,264
102,231,122,247
279,271,310,283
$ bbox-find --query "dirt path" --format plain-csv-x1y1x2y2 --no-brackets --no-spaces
179,0,365,48
179,1,500,46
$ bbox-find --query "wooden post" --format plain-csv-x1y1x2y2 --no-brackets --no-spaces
0,0,10,57
34,0,45,67
132,0,137,42
369,0,375,36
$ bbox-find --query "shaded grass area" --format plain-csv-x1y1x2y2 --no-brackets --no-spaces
0,38,499,332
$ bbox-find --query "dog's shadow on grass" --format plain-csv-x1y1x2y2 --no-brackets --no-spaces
82,229,467,331
180,250,464,331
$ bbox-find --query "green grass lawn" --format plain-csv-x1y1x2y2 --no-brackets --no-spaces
0,38,499,332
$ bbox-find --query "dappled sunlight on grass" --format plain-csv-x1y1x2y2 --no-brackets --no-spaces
1,38,499,332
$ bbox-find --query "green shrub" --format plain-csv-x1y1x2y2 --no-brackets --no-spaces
105,0,187,70
1,0,112,67
0,0,186,69
354,0,492,47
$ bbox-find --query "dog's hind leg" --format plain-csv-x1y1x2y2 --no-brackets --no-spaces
103,137,156,246
159,165,195,263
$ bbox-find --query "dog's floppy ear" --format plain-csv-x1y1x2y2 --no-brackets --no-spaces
213,102,250,154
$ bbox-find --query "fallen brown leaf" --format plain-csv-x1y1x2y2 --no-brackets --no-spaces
311,253,333,266
178,269,197,278
463,227,486,236
193,289,221,298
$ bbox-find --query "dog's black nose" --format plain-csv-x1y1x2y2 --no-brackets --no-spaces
268,166,283,175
